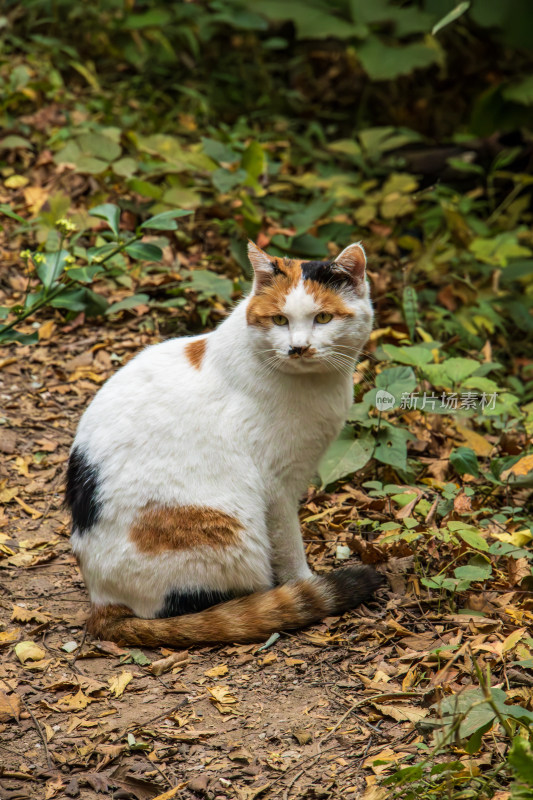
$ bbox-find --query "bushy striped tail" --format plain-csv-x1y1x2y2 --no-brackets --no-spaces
86,566,384,648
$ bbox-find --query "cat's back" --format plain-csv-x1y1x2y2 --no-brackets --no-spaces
74,333,213,450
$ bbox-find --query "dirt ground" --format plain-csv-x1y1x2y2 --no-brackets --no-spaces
0,318,515,800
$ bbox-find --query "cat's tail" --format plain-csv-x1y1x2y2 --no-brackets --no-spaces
86,565,384,647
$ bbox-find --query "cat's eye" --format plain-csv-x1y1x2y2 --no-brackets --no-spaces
315,312,333,324
272,314,289,326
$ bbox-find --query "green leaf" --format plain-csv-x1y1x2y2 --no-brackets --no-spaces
91,203,120,236
106,294,150,315
508,737,533,784
242,141,265,188
124,242,163,262
212,167,247,193
66,265,104,283
36,250,69,289
318,428,373,488
112,157,139,178
0,135,32,150
184,270,234,303
0,329,38,344
450,446,480,478
50,287,108,316
402,286,418,340
432,2,470,36
77,132,121,162
123,648,151,666
454,563,492,582
382,343,433,366
356,38,439,81
422,357,480,388
253,0,366,40
375,366,417,397
456,529,489,552
503,75,533,106
140,209,192,231
374,425,411,471
0,204,27,223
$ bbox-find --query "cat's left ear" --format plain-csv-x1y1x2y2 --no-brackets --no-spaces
332,242,367,287
248,240,275,291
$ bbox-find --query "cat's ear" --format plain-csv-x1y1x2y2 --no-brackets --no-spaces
248,240,275,291
332,242,367,287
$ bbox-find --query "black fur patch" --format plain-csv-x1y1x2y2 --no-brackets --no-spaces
301,260,346,288
158,588,239,618
65,447,101,535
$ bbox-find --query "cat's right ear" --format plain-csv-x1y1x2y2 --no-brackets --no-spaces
248,241,276,291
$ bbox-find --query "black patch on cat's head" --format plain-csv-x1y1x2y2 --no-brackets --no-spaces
301,260,346,288
65,447,101,535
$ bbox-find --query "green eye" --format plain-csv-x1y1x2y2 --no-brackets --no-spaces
315,312,333,324
272,314,289,326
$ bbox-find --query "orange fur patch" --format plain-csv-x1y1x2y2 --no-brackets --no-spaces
246,259,354,326
307,282,354,318
130,504,242,554
184,338,207,370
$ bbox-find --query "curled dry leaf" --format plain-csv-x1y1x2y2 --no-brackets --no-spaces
14,640,46,663
150,651,189,676
0,690,21,721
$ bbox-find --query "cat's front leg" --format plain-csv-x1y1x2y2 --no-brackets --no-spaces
267,498,313,584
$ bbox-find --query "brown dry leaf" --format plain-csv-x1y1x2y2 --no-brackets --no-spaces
0,628,20,646
12,605,50,624
14,496,43,518
453,492,473,514
259,652,277,666
0,690,21,721
23,185,49,214
57,689,92,711
362,746,409,775
204,663,228,678
372,703,428,724
508,558,530,586
502,628,527,654
292,728,312,745
152,786,187,800
108,670,133,698
14,640,46,663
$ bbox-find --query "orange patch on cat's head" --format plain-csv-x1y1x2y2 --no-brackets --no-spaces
306,281,355,319
246,259,302,328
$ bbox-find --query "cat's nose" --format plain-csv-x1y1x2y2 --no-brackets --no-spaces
288,345,309,357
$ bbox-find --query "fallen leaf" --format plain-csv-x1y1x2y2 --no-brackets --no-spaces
108,670,133,698
15,640,46,663
204,663,228,678
502,454,533,479
455,424,493,457
12,605,50,624
292,728,312,745
372,703,429,724
0,690,21,721
0,628,20,646
150,651,188,676
57,689,92,711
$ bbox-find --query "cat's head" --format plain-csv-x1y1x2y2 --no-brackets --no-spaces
246,241,373,374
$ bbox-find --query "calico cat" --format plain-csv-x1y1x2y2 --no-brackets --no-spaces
66,240,383,647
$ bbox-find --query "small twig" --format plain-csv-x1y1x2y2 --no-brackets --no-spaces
71,623,88,670
20,698,53,770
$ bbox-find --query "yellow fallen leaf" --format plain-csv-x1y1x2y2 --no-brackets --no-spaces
58,689,91,711
14,496,43,519
372,703,428,724
455,424,493,457
150,651,188,676
0,486,18,503
23,185,49,215
502,628,527,654
15,640,46,664
11,605,49,624
152,786,187,800
204,663,228,678
108,671,133,698
493,529,532,547
208,685,238,704
38,320,56,341
506,455,533,477
0,628,20,646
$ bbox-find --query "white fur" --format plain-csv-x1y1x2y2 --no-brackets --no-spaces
71,265,373,618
